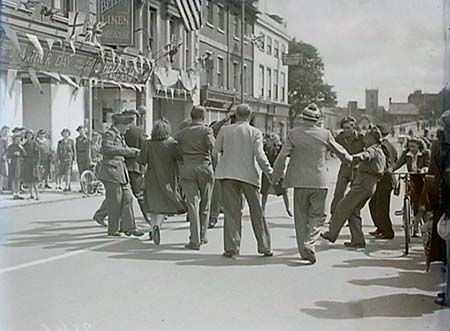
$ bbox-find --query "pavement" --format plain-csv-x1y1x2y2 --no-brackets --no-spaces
0,157,449,331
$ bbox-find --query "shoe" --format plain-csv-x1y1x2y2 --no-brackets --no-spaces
13,195,18,200
68,187,72,192
369,229,383,236
208,217,218,229
124,229,145,237
63,188,69,192
262,251,273,257
300,248,317,264
107,232,121,237
45,184,51,189
184,243,200,250
222,251,239,258
286,209,293,217
28,195,34,200
78,189,83,193
152,225,160,245
344,242,366,249
201,238,208,245
434,296,448,307
93,218,107,227
16,195,25,200
320,232,336,243
412,232,420,238
57,186,62,190
437,292,445,298
375,233,394,240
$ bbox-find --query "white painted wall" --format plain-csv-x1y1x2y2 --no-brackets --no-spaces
50,84,85,149
0,74,23,129
23,82,52,136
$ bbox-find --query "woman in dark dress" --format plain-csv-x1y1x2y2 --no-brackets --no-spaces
23,130,41,200
7,134,25,200
261,133,292,217
138,119,186,245
57,128,75,192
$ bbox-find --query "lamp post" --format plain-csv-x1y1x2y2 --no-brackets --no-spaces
240,0,245,103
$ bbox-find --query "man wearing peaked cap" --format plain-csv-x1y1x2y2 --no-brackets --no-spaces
273,103,352,264
75,125,91,190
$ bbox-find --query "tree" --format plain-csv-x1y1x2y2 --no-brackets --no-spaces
288,39,337,127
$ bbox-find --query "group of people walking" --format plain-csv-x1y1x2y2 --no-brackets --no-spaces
0,124,101,200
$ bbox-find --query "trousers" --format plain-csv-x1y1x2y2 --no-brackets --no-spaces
330,165,353,214
209,180,222,219
294,188,328,254
328,173,378,244
102,181,136,234
369,176,394,237
180,162,214,245
220,179,271,254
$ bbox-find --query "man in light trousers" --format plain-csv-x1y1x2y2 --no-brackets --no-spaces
213,104,273,258
273,104,352,264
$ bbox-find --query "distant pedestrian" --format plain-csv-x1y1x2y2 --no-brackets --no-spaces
23,130,41,200
57,128,75,192
36,129,52,189
7,134,25,200
321,127,386,248
75,125,91,191
261,133,292,217
177,106,215,250
138,119,186,245
273,104,352,263
213,104,273,258
0,126,9,193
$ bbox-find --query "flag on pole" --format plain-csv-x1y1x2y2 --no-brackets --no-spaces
175,0,203,32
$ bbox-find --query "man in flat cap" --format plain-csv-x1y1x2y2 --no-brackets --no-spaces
75,125,91,190
37,129,53,189
98,113,144,237
322,126,386,248
368,125,398,239
121,109,150,225
273,103,352,264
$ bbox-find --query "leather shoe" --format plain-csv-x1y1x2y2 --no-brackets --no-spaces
261,251,273,257
300,248,317,264
344,242,366,248
208,217,218,229
222,251,239,258
125,229,145,237
184,243,200,250
93,217,107,227
375,233,394,240
153,225,161,245
320,232,336,243
201,238,208,245
107,232,121,237
369,229,383,236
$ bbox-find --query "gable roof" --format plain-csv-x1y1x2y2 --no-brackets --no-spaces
388,103,419,115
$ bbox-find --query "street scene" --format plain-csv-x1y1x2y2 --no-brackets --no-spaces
1,0,450,330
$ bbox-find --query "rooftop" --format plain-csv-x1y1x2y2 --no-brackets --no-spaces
388,102,419,115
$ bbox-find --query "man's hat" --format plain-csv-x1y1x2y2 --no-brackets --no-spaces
122,109,139,116
440,109,450,127
367,126,382,143
37,129,46,135
301,103,321,122
76,125,85,132
12,127,22,134
1,125,9,131
377,125,389,137
112,113,134,125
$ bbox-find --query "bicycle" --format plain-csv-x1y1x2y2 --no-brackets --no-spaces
393,172,414,255
80,162,104,197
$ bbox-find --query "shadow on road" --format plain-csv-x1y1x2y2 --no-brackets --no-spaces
301,293,445,319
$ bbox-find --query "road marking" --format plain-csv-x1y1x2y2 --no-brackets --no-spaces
0,198,285,275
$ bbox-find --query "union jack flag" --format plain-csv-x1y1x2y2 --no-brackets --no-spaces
175,0,203,32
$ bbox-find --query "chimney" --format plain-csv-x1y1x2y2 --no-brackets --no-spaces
389,97,392,105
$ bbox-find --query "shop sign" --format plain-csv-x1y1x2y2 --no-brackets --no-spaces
91,57,151,84
97,0,134,46
0,39,97,78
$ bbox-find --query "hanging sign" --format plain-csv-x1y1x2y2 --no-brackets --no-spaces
97,0,134,46
90,55,152,84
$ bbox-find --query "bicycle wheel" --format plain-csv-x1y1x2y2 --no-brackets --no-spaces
403,197,411,255
80,170,98,197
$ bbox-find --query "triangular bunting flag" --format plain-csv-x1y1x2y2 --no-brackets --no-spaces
111,49,117,65
46,38,55,51
3,26,21,55
26,34,44,60
60,74,80,89
28,69,43,94
41,71,61,81
69,40,76,56
6,69,18,96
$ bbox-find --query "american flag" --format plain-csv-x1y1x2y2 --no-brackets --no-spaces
175,0,203,32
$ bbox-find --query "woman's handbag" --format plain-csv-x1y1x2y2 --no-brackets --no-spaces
437,213,450,241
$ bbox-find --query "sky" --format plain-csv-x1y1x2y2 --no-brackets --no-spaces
264,0,450,108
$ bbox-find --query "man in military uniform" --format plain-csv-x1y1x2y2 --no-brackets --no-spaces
98,114,144,237
75,126,91,190
330,117,365,214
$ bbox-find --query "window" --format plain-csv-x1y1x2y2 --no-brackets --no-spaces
206,0,214,25
243,64,248,94
206,52,213,86
259,32,265,52
273,70,279,100
217,57,224,88
217,5,225,31
259,65,264,97
148,7,157,54
281,72,286,102
266,68,272,99
184,31,191,68
233,14,240,38
281,44,286,56
233,62,239,90
274,40,279,58
267,37,272,55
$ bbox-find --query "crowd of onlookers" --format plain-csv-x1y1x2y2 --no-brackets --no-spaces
0,125,102,200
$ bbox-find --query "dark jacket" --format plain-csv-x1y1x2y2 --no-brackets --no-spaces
380,138,398,189
57,138,75,163
335,131,365,155
392,149,430,172
177,122,215,164
75,135,91,162
124,125,145,174
98,126,138,184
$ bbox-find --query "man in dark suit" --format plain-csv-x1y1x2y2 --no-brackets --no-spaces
98,113,144,237
122,109,150,225
369,125,398,239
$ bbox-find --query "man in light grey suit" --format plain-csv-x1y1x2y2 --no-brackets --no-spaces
213,104,273,258
273,104,352,264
